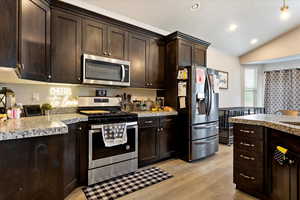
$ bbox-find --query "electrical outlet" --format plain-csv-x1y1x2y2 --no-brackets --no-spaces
32,93,40,103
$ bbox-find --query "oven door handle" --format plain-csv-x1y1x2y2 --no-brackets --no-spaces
121,65,125,82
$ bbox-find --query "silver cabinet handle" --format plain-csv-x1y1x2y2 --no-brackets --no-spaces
144,121,153,124
240,142,255,147
104,52,108,55
21,64,25,69
240,173,255,180
240,154,255,161
78,127,82,131
48,75,52,79
108,52,112,56
78,77,81,81
240,129,254,134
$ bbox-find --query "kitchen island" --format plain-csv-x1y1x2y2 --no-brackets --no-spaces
229,114,300,200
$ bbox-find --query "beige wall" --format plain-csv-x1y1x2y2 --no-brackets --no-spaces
207,47,243,108
240,25,300,64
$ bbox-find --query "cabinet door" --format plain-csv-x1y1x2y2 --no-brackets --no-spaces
51,10,82,84
159,117,177,159
178,40,193,67
138,127,159,167
82,19,107,56
0,0,17,67
148,39,165,89
24,136,64,200
63,124,80,197
108,26,128,60
0,140,30,200
20,0,50,81
129,33,149,88
193,44,206,66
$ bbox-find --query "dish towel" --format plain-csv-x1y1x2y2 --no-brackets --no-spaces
102,123,127,147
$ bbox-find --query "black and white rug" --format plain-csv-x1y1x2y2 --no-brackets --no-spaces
82,167,173,200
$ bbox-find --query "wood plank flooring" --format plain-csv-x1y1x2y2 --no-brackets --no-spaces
66,145,257,200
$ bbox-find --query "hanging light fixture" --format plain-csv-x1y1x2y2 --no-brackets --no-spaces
280,0,290,20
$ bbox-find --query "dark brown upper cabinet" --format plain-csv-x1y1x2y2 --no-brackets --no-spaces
82,19,128,60
51,9,82,84
178,40,193,67
0,0,50,82
193,44,206,66
129,33,149,88
82,19,107,57
0,0,18,68
20,0,51,81
108,26,129,60
147,39,165,89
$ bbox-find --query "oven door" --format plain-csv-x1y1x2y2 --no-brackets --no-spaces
88,122,138,169
83,54,130,86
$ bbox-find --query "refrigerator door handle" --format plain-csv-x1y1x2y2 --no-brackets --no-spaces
206,71,213,116
194,123,218,129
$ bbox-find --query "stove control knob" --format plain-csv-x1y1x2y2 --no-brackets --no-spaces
126,145,130,150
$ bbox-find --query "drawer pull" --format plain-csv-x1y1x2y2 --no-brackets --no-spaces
240,129,254,134
240,142,255,147
240,173,255,180
240,154,255,161
144,121,153,124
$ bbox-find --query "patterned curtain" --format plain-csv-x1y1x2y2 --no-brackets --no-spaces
264,69,300,114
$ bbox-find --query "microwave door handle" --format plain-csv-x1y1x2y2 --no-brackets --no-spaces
121,65,125,82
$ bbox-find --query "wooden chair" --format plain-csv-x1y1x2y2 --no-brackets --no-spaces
275,110,299,116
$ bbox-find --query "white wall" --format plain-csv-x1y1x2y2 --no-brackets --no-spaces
207,47,243,108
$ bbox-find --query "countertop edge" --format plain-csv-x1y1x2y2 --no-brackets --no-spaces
229,116,300,136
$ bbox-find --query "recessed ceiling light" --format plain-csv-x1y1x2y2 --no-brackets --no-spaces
191,3,200,11
250,38,258,45
228,24,238,32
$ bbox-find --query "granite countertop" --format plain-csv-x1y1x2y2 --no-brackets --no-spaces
0,114,88,141
132,111,178,118
229,114,300,136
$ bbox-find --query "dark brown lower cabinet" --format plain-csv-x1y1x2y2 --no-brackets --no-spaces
138,116,177,167
0,122,87,200
0,135,64,200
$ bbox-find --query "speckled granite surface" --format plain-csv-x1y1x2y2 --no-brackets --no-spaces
0,114,88,141
229,114,300,136
132,111,178,118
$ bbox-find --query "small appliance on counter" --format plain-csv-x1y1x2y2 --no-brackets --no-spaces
0,87,16,112
78,96,138,185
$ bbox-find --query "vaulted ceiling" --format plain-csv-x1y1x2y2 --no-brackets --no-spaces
64,0,300,56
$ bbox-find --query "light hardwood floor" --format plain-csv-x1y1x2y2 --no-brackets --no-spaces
66,145,257,200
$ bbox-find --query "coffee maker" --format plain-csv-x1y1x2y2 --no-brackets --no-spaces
0,87,16,113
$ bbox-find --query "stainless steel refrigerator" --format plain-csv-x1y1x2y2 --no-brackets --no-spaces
180,65,219,162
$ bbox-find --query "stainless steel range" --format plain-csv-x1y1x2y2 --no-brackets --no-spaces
78,97,138,185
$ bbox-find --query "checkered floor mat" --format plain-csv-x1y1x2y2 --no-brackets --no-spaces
82,167,173,200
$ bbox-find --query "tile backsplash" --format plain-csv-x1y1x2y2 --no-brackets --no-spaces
0,83,157,107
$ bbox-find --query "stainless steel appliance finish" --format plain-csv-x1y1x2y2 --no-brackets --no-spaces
83,54,130,87
187,66,219,161
78,96,138,185
88,121,138,185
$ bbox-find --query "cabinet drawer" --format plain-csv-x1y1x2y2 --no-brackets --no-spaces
234,167,263,194
234,149,263,169
160,116,176,127
192,122,218,140
234,124,263,140
138,117,159,128
234,137,263,153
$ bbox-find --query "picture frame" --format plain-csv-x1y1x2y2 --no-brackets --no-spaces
217,70,228,89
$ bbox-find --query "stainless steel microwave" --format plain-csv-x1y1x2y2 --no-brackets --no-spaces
83,54,130,87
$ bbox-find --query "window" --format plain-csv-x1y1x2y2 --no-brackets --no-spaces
244,67,258,107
